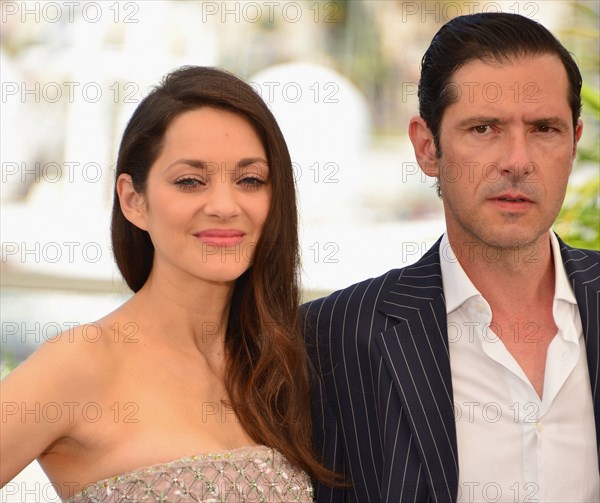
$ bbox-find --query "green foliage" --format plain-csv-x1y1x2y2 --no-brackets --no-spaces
0,351,17,379
553,2,600,250
554,175,600,250
554,82,599,250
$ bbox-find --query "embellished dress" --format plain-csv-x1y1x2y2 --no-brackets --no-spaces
66,445,313,502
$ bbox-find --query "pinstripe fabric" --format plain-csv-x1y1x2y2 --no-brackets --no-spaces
303,235,600,503
560,238,600,464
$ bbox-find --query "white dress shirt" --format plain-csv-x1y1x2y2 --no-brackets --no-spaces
440,232,599,503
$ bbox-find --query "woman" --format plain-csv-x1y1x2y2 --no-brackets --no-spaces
0,66,334,501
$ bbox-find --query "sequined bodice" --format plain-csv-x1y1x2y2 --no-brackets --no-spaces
66,445,313,502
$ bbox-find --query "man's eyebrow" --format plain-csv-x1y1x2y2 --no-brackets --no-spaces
455,116,571,130
527,117,570,129
456,117,502,128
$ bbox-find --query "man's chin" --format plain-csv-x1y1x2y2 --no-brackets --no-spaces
479,229,549,251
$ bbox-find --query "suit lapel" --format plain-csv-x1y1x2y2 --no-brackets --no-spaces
559,237,600,455
374,240,458,502
369,235,599,500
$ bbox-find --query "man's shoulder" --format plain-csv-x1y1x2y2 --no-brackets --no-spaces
303,267,402,316
558,239,600,291
560,241,600,261
302,238,444,318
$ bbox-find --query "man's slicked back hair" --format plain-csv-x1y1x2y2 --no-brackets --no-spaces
418,12,582,151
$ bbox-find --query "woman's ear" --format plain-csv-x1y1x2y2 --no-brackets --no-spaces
116,174,149,231
408,116,440,178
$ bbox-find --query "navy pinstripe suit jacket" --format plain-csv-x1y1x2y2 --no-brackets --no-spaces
302,236,600,503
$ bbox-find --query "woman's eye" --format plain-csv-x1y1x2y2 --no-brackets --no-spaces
175,177,203,190
239,177,266,189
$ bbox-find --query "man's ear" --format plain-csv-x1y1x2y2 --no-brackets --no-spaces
408,116,440,177
572,118,583,161
116,174,149,231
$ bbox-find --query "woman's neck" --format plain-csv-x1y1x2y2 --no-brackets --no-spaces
120,265,236,361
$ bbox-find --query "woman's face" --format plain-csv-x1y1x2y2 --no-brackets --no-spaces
120,107,271,286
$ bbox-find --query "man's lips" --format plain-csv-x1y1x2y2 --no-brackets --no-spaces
194,229,246,246
491,193,533,203
489,193,534,211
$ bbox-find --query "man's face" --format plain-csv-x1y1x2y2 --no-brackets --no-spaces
434,54,582,249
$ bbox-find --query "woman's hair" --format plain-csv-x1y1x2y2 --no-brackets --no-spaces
111,66,337,484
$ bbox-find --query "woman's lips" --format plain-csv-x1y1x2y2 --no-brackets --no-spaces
194,229,246,246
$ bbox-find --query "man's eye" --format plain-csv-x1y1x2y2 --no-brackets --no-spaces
473,125,491,134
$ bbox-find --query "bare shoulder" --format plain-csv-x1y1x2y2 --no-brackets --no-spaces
29,319,120,384
0,313,126,485
1,312,130,430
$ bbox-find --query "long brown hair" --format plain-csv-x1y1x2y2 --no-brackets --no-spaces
111,66,338,484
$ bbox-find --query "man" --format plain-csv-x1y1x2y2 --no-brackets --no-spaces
304,13,599,503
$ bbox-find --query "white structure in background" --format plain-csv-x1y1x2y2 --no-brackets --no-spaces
251,63,369,291
252,62,370,225
251,63,444,292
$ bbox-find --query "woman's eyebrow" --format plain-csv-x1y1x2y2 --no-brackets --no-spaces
236,157,269,168
164,158,209,172
163,157,269,175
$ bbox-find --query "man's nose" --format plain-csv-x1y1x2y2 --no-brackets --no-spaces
498,132,535,181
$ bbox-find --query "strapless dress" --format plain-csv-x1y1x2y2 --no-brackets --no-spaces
66,445,313,502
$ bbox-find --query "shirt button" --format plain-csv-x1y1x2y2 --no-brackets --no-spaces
536,420,544,433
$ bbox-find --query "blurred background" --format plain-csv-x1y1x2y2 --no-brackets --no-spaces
1,1,598,500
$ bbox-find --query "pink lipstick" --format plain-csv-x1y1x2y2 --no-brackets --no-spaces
195,229,245,246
